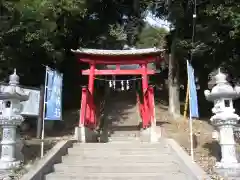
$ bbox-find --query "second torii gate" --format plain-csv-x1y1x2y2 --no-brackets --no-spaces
72,48,165,141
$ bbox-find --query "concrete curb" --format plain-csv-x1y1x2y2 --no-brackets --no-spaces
166,138,211,180
20,139,75,180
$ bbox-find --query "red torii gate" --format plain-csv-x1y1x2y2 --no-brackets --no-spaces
72,48,165,132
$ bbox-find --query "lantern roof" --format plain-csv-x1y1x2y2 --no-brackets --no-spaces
0,69,29,101
205,71,240,101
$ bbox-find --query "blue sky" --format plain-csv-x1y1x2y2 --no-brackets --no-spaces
145,12,170,31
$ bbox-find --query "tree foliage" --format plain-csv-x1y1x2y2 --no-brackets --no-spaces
149,0,240,116
0,0,154,108
0,0,87,84
136,24,168,48
2,0,240,111
151,0,240,73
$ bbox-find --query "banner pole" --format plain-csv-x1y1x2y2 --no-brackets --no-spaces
187,61,194,162
41,67,48,158
189,116,194,161
36,85,44,138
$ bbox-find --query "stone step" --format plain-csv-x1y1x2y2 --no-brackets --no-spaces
57,159,178,167
53,164,181,173
67,150,170,156
109,134,139,137
54,162,176,167
72,142,168,148
68,146,169,153
108,137,139,141
67,149,171,156
68,148,169,153
61,155,178,163
109,135,139,138
71,146,169,150
45,172,189,180
72,145,168,150
52,170,183,176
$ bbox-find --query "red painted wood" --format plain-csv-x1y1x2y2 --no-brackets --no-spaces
78,58,161,65
148,86,155,125
79,86,97,129
88,63,95,94
141,64,148,90
116,64,120,70
79,87,87,126
141,63,150,128
87,63,95,127
75,54,164,65
82,69,155,75
75,51,163,130
85,89,97,128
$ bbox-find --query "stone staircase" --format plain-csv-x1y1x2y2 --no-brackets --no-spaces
43,91,206,180
45,140,196,180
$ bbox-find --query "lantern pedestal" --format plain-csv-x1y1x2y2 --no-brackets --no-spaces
0,161,20,170
0,116,23,170
204,70,240,178
214,122,240,177
215,165,240,179
0,70,28,170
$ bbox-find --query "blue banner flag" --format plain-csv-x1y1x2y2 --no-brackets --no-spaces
44,67,63,120
187,60,199,118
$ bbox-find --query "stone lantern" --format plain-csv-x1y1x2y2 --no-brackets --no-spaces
0,69,28,170
204,70,240,169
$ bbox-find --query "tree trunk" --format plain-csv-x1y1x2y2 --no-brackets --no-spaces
168,51,181,119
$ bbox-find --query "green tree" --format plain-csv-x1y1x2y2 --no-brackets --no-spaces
0,0,153,108
150,0,240,117
136,25,168,48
